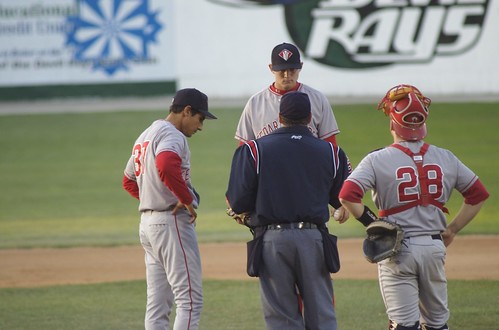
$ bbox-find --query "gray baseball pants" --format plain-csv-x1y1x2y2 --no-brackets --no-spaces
139,210,203,330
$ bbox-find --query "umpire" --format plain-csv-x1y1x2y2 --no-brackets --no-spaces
226,91,350,330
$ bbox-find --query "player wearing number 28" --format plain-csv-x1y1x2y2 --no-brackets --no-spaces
339,84,489,330
122,88,217,330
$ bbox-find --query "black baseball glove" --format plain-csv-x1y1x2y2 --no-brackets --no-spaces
363,220,404,263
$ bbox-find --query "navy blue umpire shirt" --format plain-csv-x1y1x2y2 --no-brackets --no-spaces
226,125,350,227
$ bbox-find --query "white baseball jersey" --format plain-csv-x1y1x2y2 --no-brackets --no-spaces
123,119,198,212
346,140,479,236
235,83,339,141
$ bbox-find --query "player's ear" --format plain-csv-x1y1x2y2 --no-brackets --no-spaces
183,106,192,117
268,64,273,72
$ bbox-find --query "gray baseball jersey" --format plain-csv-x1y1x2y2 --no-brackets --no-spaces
235,83,339,141
123,119,198,212
346,140,479,236
123,118,203,329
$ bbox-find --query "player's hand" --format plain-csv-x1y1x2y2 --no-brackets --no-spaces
172,202,198,224
185,204,198,223
441,228,456,247
332,207,350,224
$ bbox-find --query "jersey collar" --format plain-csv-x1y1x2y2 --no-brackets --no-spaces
269,82,301,95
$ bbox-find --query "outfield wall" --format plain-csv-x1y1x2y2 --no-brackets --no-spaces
1,0,498,101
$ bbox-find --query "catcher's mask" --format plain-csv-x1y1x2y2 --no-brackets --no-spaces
378,84,431,141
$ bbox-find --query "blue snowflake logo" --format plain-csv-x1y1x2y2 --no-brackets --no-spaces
65,0,162,75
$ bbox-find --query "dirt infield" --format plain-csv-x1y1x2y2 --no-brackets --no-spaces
0,235,498,288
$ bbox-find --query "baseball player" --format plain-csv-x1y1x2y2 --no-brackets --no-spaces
339,84,489,330
235,42,350,313
226,92,351,330
122,88,217,330
235,42,340,146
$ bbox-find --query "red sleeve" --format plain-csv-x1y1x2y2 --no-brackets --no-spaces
462,179,489,205
339,180,365,203
323,134,337,146
156,151,193,205
123,175,139,200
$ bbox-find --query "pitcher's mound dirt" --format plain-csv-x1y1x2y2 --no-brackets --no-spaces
0,235,498,288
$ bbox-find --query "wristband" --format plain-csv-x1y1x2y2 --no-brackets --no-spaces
356,205,378,227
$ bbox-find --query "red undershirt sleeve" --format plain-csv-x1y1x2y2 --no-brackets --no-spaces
156,151,193,205
122,175,139,200
324,134,337,146
339,180,365,203
462,179,489,205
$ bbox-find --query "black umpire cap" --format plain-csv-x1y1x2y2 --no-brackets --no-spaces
279,91,311,120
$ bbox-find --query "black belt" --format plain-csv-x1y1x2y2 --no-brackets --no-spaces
431,234,442,241
266,222,318,230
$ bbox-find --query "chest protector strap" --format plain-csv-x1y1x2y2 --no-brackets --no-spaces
379,143,449,217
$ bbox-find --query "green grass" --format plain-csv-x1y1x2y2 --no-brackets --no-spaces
0,103,498,329
0,103,498,248
1,279,498,329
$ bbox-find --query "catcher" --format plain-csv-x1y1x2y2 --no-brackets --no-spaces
339,84,489,330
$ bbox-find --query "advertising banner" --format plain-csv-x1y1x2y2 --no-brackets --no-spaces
1,0,497,100
0,0,175,87
176,0,499,98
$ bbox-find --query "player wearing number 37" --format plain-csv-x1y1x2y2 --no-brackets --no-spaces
338,84,489,330
122,88,217,330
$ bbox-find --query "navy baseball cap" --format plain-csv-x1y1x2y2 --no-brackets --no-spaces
271,43,303,71
279,91,311,120
172,88,217,119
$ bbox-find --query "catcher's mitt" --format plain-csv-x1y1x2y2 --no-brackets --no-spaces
363,220,404,263
226,208,251,227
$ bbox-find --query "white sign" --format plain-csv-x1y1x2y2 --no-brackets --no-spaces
1,0,498,99
0,0,174,86
176,0,499,99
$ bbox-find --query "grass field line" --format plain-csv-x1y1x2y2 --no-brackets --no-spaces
0,235,497,289
2,94,498,116
0,96,246,115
